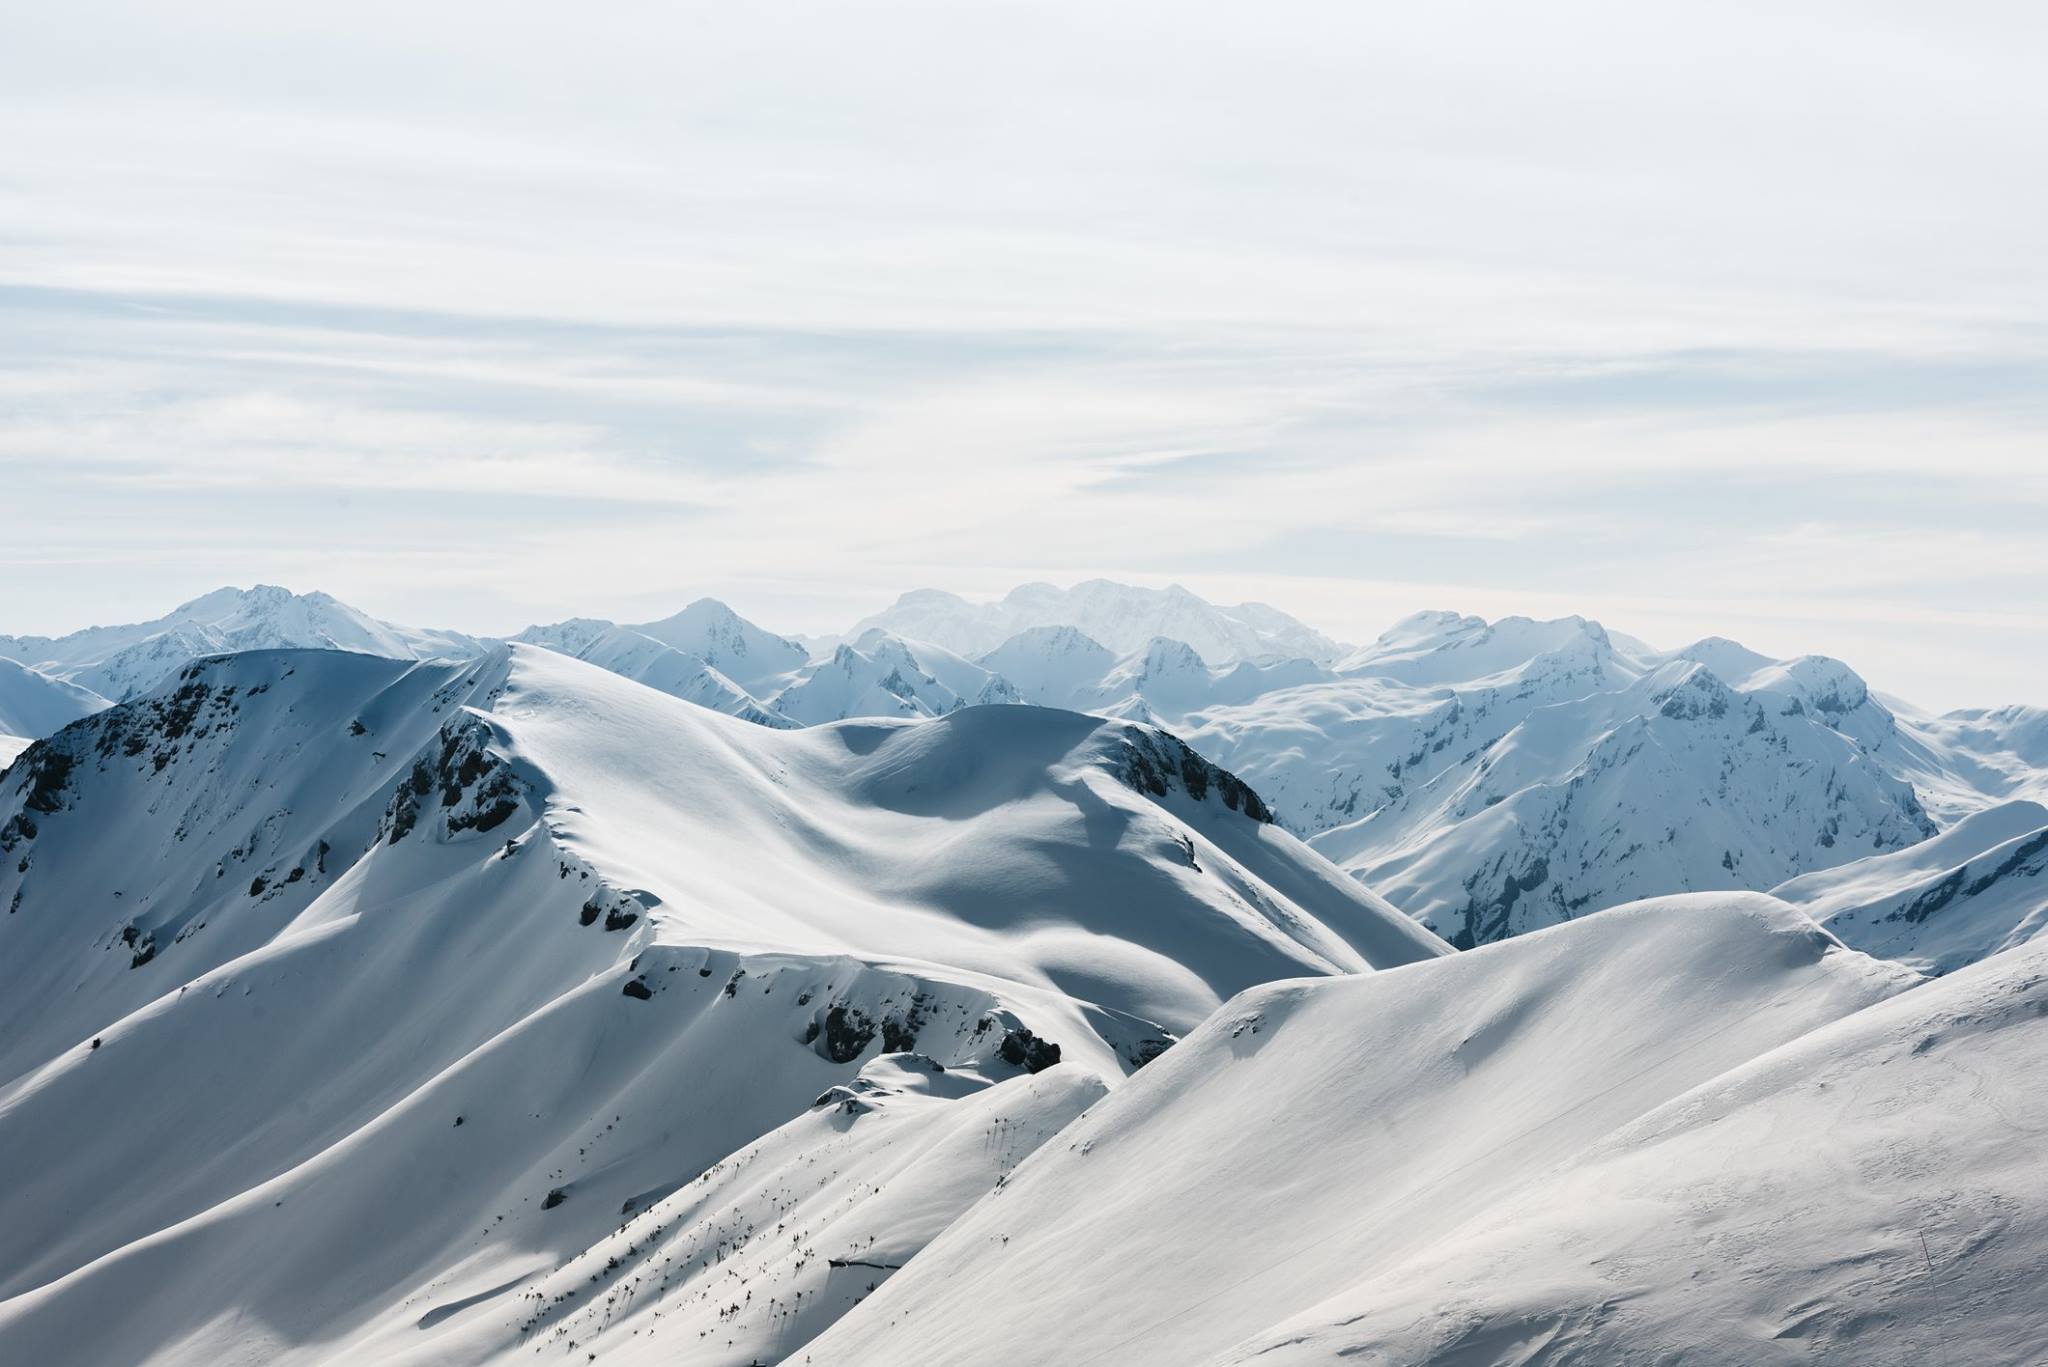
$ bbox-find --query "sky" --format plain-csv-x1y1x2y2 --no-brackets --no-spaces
2,1,2044,711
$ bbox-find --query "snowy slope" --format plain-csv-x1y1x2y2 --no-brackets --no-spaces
1143,612,2048,951
853,581,1347,664
0,644,1442,1366
1305,659,1936,946
974,629,1332,727
1775,800,2048,974
804,894,1925,1366
0,586,483,700
509,621,795,727
627,599,810,692
847,630,1018,711
0,735,30,769
978,625,1118,707
958,610,2040,958
513,599,814,718
1202,929,2048,1366
766,633,1018,726
0,658,108,738
20,590,2043,965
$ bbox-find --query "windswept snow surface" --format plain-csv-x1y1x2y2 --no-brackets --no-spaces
0,585,482,701
0,643,1441,1367
806,896,1967,1367
1201,930,2048,1367
0,658,108,739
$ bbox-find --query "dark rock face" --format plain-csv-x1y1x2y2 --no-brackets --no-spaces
1895,828,2048,926
880,993,930,1053
1128,1037,1174,1069
579,900,602,926
621,977,653,1000
998,1026,1061,1073
20,746,76,815
1451,857,1553,950
386,717,524,844
542,1188,567,1210
387,761,433,844
604,908,639,932
1109,726,1274,823
819,1006,877,1063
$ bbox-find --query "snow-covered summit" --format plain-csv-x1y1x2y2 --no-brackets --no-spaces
629,597,811,690
977,625,1119,708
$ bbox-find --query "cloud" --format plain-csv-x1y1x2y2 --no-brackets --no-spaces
1,2,2045,710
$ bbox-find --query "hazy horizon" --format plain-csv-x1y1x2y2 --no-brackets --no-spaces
1,574,2036,716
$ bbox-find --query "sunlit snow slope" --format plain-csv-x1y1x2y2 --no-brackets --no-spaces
805,895,1935,1365
1205,931,2048,1366
0,643,1441,1367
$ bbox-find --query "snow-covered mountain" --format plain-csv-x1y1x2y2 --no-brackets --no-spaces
808,895,2048,1366
852,580,1347,665
12,588,2046,968
512,598,821,725
0,643,1442,1366
1775,799,2048,974
0,658,108,739
625,598,812,692
767,631,1018,726
508,619,797,728
977,624,1119,707
510,615,1023,730
1297,655,1938,948
5,594,2046,1364
0,586,482,702
1138,612,2048,953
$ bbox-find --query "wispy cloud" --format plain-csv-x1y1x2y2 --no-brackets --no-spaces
2,2,2045,709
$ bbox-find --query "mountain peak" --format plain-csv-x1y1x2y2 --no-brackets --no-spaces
853,579,1343,665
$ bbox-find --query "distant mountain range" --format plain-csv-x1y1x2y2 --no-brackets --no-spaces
4,581,2044,970
0,585,481,703
849,580,1349,664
